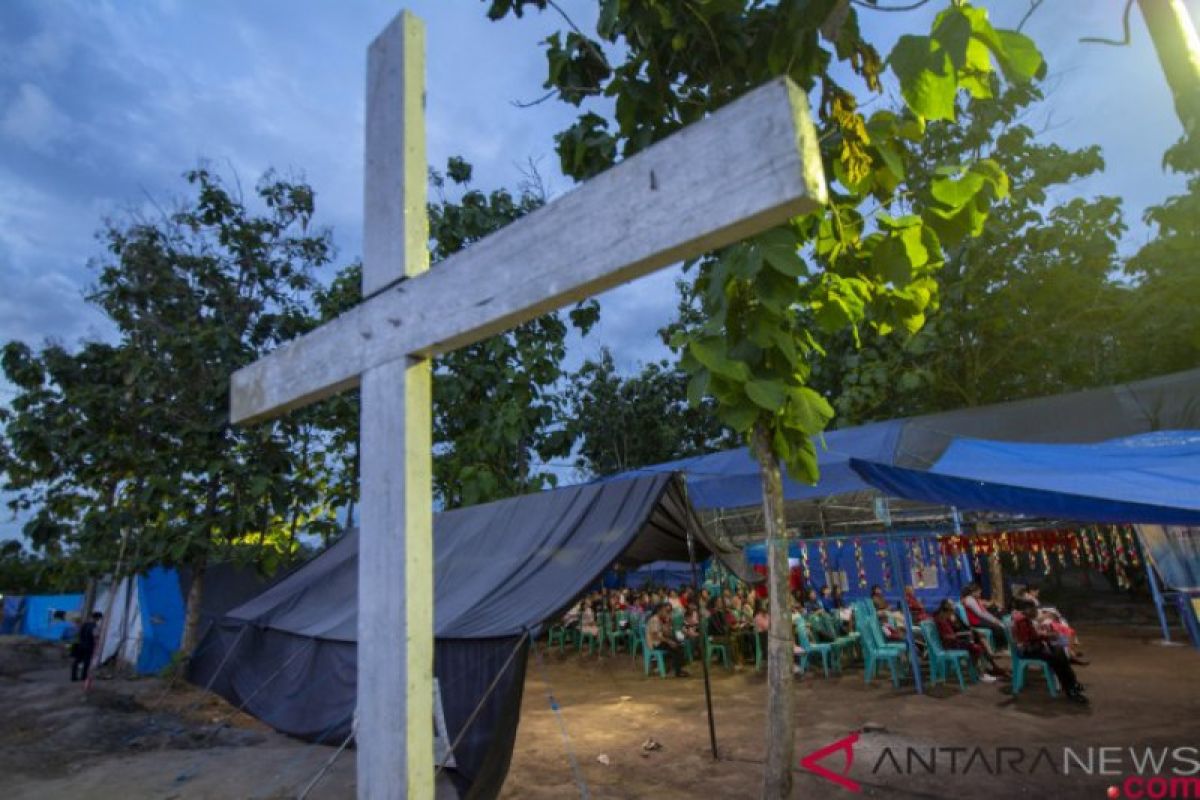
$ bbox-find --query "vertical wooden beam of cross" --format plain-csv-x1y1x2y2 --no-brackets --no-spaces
358,12,431,799
229,9,827,799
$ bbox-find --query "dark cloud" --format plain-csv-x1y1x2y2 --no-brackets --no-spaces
0,0,1190,540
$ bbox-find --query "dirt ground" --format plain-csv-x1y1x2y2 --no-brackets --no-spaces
1,621,1196,799
505,621,1200,800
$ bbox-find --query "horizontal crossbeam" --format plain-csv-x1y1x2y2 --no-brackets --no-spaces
231,77,826,424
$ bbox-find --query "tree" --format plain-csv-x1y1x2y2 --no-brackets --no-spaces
488,2,1043,794
315,158,599,510
567,347,735,477
809,84,1128,423
82,167,334,655
1120,138,1200,380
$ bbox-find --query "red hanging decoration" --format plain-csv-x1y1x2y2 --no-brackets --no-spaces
854,539,867,589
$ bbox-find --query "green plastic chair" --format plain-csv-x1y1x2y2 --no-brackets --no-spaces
794,619,837,676
920,619,975,692
577,618,600,655
705,635,731,669
546,624,575,654
811,612,857,664
602,612,632,656
632,623,667,677
853,601,905,687
1005,621,1058,697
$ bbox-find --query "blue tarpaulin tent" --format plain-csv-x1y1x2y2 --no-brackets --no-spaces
625,561,695,589
603,420,902,509
601,368,1200,514
99,567,186,675
849,431,1200,526
1,595,26,634
21,593,83,641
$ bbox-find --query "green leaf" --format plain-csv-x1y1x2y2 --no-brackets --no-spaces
783,437,820,485
993,29,1045,83
686,369,710,407
688,338,750,381
889,35,957,121
757,228,807,277
718,401,759,432
784,385,835,435
932,7,973,71
931,167,986,207
744,379,788,412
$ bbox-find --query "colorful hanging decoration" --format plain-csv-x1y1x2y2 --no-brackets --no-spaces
1123,526,1140,568
877,538,892,589
818,539,830,582
909,538,926,588
799,541,811,584
853,539,867,588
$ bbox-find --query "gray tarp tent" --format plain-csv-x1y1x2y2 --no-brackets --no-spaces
190,472,749,799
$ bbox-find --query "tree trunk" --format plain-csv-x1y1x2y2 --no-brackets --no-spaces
1138,0,1200,138
752,423,794,800
82,577,97,620
179,557,206,659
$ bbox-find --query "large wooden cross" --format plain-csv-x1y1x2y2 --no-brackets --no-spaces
230,10,826,799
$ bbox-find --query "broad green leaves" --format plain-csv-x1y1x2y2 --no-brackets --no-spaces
492,1,1044,489
889,5,1044,122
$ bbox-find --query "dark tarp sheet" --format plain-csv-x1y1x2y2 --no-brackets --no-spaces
191,473,746,799
850,431,1200,526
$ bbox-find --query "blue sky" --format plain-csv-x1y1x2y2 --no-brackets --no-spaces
0,0,1193,541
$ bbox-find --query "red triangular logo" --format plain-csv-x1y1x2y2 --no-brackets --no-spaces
799,732,861,793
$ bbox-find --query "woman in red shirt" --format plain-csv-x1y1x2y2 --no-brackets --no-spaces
934,600,1001,681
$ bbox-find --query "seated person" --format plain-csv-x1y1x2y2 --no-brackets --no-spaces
803,588,823,615
1025,585,1085,662
904,586,931,622
819,586,835,613
961,583,1007,648
1012,598,1087,703
646,603,688,678
934,599,1002,681
580,604,600,639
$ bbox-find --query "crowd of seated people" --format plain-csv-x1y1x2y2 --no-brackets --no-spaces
547,576,1091,701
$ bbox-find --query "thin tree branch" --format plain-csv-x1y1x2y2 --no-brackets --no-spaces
1079,0,1135,46
850,0,932,12
1016,0,1044,33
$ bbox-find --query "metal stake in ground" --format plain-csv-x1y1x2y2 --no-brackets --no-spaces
228,9,827,797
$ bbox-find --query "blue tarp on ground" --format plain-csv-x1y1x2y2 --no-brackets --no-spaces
22,593,83,641
850,431,1200,526
601,420,903,509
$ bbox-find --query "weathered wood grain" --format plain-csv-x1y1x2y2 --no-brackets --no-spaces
230,76,827,424
354,12,433,800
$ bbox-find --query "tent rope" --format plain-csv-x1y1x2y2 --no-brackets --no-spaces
435,630,530,776
530,640,590,799
296,716,357,800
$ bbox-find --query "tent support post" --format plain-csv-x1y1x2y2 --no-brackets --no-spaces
681,478,719,761
888,539,923,695
1139,532,1174,644
1176,593,1200,650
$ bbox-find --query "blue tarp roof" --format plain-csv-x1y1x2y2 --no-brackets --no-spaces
850,431,1200,526
601,420,902,509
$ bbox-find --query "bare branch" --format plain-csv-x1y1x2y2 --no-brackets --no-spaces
1079,0,1135,46
1016,0,1045,33
850,0,933,12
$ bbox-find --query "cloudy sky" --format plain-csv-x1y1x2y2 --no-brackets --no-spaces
0,0,1192,539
